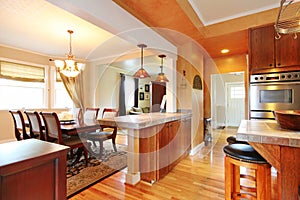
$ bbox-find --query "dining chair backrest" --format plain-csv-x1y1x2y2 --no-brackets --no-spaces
24,111,45,140
9,110,29,140
84,108,99,120
102,108,119,119
72,107,82,120
40,112,63,144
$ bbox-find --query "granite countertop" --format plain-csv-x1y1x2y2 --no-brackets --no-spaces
98,112,192,129
237,120,300,148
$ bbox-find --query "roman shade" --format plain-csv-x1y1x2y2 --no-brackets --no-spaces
0,61,45,82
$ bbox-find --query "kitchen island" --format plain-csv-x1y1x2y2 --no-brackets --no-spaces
237,120,300,200
98,112,192,185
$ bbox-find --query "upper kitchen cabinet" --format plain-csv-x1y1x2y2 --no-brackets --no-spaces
249,24,300,74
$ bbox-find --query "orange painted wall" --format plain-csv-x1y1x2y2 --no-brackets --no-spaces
204,54,249,118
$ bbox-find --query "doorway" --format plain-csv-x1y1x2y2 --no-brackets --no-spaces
211,72,245,128
225,82,245,126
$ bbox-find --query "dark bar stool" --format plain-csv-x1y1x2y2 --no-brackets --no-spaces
226,135,248,145
223,144,271,200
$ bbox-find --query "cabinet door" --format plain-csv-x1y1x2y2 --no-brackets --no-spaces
276,34,300,68
157,123,169,180
181,118,191,157
168,120,181,171
249,25,275,73
139,126,158,183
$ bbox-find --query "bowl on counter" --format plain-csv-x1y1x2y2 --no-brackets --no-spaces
273,110,300,131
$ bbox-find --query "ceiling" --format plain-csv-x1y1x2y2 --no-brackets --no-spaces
1,0,299,68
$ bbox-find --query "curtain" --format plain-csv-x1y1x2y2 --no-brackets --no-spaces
60,72,85,120
134,78,139,107
119,73,126,116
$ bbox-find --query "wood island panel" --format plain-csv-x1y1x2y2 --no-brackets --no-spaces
237,120,300,200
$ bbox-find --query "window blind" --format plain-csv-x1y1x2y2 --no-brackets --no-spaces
0,61,45,82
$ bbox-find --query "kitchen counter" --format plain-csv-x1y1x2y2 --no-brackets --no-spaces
237,120,300,147
98,112,192,129
236,120,300,200
98,112,192,185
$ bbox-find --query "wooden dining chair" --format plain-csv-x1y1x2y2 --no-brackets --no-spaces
84,108,99,121
72,107,83,121
40,112,88,165
24,111,45,140
9,110,30,140
84,108,118,158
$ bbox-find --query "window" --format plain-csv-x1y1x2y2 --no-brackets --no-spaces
54,72,73,108
230,86,245,99
0,60,73,109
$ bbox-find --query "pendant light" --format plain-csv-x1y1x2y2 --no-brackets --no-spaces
54,30,85,77
155,54,169,82
133,44,150,79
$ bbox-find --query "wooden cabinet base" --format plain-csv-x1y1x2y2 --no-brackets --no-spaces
0,139,69,200
139,118,191,183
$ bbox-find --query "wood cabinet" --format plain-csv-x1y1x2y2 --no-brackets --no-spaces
139,118,191,183
0,139,69,200
249,24,300,74
150,81,166,112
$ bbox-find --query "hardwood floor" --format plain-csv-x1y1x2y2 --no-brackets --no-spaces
70,127,277,200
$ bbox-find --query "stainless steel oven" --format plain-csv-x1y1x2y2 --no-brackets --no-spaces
250,72,300,119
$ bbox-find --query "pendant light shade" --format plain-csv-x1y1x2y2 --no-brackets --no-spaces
54,30,85,77
133,44,150,79
155,54,169,82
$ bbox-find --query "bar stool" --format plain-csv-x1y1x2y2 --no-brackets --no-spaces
223,144,271,200
226,135,248,145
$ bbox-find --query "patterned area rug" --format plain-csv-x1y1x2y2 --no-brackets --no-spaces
67,142,127,198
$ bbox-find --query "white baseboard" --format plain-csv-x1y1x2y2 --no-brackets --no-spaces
189,142,205,156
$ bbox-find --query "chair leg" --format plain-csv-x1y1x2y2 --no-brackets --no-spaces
83,146,89,166
112,138,117,152
99,140,104,158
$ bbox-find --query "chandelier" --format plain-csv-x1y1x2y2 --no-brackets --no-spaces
133,44,150,79
54,30,85,77
155,54,169,82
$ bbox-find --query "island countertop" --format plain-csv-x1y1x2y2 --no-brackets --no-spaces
236,120,300,148
236,120,300,200
98,112,192,129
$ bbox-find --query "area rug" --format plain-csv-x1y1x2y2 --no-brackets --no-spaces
66,142,127,198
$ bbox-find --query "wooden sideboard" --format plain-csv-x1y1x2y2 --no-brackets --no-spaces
0,139,69,200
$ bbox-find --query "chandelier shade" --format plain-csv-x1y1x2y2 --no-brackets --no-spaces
155,54,169,82
133,44,150,79
54,30,85,77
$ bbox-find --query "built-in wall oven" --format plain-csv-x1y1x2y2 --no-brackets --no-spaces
250,71,300,120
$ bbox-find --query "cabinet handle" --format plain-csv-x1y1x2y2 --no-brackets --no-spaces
277,63,281,66
269,63,273,67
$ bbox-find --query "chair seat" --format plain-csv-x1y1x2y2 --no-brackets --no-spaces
84,131,113,140
62,135,85,147
223,143,267,164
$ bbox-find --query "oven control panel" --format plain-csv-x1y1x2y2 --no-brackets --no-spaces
250,72,300,83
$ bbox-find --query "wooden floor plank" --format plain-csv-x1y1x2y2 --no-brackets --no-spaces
70,127,277,200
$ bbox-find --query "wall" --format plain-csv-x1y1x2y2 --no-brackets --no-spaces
138,78,151,110
0,45,51,142
177,42,204,151
204,54,248,119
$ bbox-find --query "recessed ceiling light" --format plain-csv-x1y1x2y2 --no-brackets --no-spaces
221,49,229,54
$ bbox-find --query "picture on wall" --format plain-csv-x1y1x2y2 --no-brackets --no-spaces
145,84,149,92
145,94,149,100
140,92,144,100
